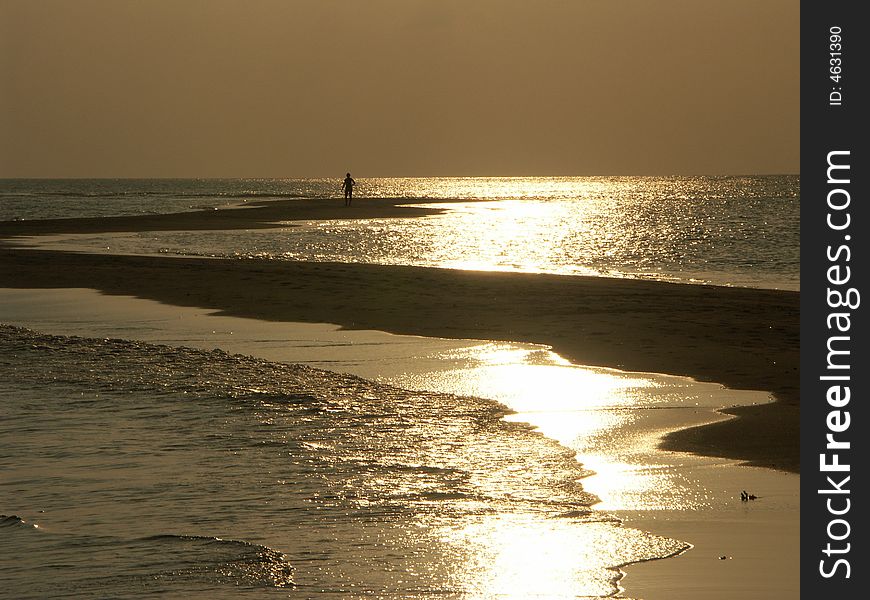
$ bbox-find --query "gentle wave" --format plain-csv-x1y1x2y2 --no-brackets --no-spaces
0,526,293,598
0,514,29,528
142,534,295,588
1,323,600,513
1,323,687,598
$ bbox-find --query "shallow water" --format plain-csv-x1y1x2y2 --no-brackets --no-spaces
0,174,800,596
1,176,799,289
0,286,776,516
0,324,688,598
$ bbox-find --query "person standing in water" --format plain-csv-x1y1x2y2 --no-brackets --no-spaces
342,172,356,206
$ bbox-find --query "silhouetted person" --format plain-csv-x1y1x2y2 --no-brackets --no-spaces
343,173,356,206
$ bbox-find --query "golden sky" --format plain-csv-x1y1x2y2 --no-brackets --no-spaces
1,0,799,177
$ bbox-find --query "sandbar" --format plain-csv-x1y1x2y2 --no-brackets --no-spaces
0,198,799,472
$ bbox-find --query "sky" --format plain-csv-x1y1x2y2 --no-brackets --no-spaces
1,0,799,178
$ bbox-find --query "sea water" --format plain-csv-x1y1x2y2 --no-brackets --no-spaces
0,325,687,599
0,176,799,289
0,177,798,597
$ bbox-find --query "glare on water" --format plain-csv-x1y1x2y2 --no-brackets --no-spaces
0,174,797,596
5,175,800,290
386,341,766,513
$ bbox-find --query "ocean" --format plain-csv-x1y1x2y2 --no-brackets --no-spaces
0,176,799,290
0,323,692,599
0,177,798,598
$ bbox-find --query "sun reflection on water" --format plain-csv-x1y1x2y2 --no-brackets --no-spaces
373,340,771,596
387,341,753,515
436,513,684,599
16,176,800,289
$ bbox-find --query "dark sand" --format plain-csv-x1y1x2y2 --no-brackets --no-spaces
0,197,449,235
0,199,799,472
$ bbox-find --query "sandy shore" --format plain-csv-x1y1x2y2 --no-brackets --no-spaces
0,197,450,235
0,199,799,472
0,287,799,599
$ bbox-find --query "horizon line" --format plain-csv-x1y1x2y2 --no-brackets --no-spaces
0,173,802,181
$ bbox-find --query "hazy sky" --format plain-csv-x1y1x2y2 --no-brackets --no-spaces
1,0,799,178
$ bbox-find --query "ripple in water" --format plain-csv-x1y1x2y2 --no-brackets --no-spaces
3,176,799,289
0,324,687,598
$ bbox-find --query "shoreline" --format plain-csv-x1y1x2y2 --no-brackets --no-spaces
0,287,801,599
0,199,799,473
0,197,455,235
0,256,799,473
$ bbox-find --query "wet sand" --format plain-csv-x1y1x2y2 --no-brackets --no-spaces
0,197,450,235
0,287,800,600
0,199,799,472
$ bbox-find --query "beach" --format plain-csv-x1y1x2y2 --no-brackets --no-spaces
0,198,799,472
0,195,799,598
1,0,803,594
